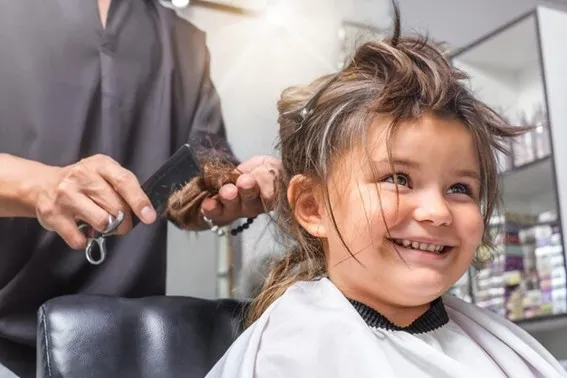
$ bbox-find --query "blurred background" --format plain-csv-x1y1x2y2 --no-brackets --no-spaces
161,0,567,363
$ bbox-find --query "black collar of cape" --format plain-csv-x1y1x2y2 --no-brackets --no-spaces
347,297,449,334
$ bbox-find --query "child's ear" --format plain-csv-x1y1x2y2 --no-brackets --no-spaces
287,174,327,238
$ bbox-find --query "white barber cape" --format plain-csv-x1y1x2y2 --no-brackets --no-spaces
206,278,566,378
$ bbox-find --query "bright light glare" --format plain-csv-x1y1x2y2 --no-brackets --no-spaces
172,0,190,8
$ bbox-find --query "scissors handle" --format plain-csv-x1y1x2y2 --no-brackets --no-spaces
85,237,107,265
102,211,125,235
78,211,125,265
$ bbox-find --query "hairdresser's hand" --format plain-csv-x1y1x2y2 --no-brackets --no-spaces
200,155,282,226
33,155,157,249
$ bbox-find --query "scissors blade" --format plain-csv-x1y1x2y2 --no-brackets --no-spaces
132,143,201,227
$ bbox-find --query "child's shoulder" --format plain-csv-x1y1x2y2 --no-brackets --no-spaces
265,278,346,327
442,293,509,325
442,294,536,340
250,278,378,370
257,278,365,338
442,294,511,323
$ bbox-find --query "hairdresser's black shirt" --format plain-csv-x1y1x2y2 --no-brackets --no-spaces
0,1,233,374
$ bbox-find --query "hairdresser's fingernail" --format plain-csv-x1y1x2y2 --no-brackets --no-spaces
141,206,156,223
201,199,214,212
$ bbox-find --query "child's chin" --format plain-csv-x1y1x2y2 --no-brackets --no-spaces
399,274,452,299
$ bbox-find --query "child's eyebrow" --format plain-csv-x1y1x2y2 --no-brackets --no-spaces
371,159,481,182
454,169,481,182
371,158,420,169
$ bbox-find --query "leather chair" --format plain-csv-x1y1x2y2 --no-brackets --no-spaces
36,295,248,378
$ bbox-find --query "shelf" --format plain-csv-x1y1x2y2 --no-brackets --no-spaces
499,156,557,214
515,313,567,334
501,156,551,177
489,219,559,229
501,155,553,199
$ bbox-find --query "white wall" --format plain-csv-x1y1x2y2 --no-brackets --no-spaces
167,224,219,298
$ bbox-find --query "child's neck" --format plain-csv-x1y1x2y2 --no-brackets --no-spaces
338,287,434,327
369,301,432,327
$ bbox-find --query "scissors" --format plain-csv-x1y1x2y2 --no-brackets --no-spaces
74,144,201,266
78,211,125,265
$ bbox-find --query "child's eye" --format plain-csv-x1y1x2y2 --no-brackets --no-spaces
448,183,472,196
383,173,410,187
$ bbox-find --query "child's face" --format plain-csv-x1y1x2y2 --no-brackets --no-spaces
322,114,483,308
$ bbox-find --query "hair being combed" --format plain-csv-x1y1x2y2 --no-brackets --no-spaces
166,3,526,326
166,158,239,229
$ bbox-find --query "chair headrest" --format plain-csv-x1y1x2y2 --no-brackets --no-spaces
37,294,248,378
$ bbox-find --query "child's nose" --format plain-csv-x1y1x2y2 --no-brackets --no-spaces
412,191,452,226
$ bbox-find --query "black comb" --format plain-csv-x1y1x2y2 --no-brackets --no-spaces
131,144,201,227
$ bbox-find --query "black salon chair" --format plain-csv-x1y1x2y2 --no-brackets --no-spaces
36,295,248,378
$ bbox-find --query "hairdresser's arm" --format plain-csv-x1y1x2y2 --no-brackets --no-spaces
0,153,156,248
0,153,53,218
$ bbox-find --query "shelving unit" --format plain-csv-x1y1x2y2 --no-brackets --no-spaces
449,6,567,328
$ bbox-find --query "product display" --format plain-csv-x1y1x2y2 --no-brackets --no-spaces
470,213,565,321
491,103,552,174
448,274,473,303
532,104,552,160
449,9,567,324
509,105,552,169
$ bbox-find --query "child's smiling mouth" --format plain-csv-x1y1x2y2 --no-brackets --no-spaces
388,238,455,255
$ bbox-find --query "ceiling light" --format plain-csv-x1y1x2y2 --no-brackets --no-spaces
171,0,190,8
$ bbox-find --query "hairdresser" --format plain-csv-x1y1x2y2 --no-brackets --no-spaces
0,1,281,377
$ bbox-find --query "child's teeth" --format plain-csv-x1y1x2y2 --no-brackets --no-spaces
393,239,446,254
